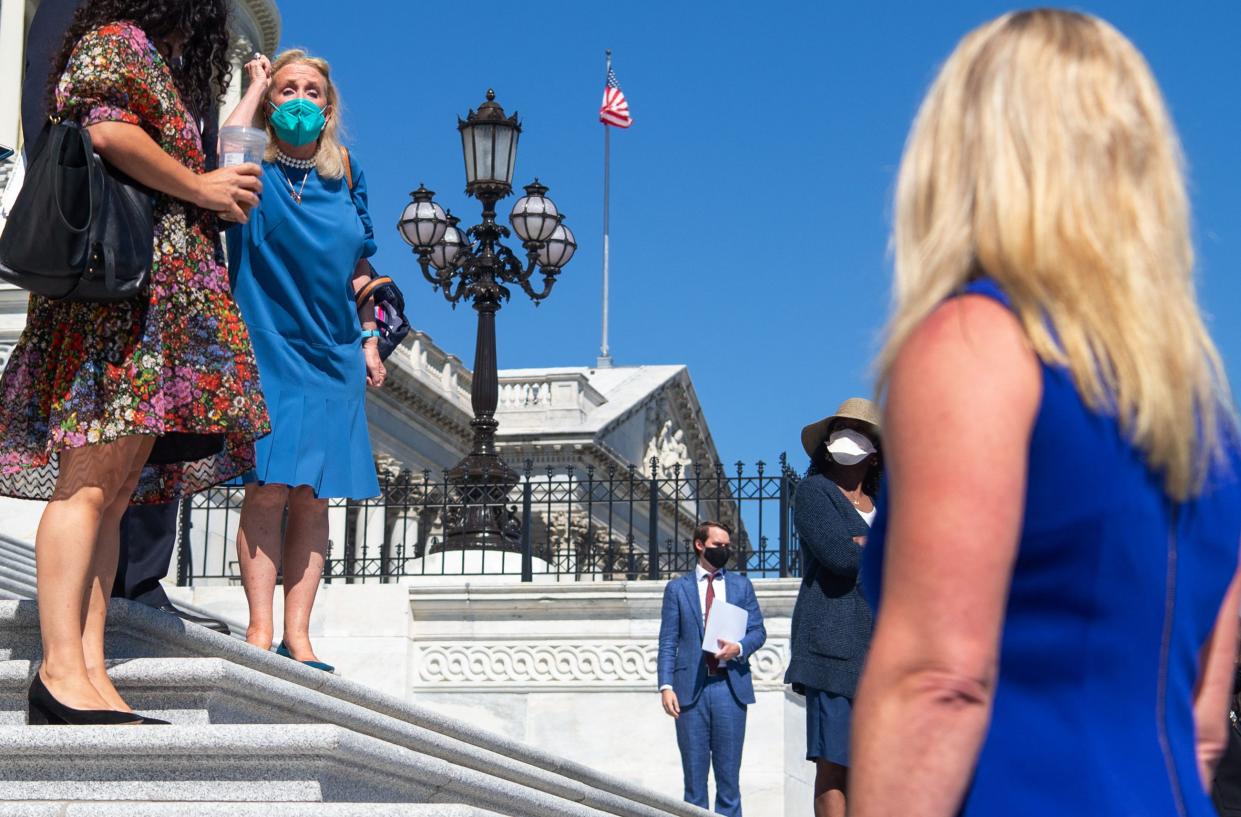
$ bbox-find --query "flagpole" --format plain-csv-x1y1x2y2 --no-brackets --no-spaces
598,49,614,369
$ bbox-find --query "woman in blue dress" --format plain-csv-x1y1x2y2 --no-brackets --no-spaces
851,10,1241,817
222,50,384,671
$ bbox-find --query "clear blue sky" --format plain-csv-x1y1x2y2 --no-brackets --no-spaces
282,1,1241,470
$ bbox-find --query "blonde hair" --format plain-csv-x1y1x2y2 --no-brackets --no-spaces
878,9,1234,500
264,49,346,180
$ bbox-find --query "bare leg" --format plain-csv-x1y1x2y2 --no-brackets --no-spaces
280,486,328,662
236,483,289,650
813,760,848,817
81,438,153,711
36,436,150,711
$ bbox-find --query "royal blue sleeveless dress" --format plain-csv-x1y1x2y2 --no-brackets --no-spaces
225,156,380,500
862,278,1241,816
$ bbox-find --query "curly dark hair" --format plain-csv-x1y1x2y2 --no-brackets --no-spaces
46,0,232,121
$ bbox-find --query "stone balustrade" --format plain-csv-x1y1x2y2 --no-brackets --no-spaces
496,372,608,427
392,330,474,407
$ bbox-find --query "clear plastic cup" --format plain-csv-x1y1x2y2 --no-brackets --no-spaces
218,126,268,168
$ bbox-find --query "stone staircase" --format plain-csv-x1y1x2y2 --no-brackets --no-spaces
0,534,708,816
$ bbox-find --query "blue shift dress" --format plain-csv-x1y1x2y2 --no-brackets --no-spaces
862,278,1241,816
226,155,381,500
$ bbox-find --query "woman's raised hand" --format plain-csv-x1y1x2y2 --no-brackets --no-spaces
197,164,263,223
244,54,272,91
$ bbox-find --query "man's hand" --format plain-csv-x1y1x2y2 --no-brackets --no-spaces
714,639,742,663
852,535,868,547
661,689,681,719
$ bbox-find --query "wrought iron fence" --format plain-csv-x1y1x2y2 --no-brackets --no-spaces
176,456,803,584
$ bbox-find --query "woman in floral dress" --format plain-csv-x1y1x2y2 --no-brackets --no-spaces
0,1,269,724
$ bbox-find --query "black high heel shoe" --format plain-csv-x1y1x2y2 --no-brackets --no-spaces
27,672,143,726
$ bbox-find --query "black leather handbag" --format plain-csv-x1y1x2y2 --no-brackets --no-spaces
0,120,153,301
354,267,411,362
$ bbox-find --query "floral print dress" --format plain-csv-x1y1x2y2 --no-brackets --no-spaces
0,22,269,503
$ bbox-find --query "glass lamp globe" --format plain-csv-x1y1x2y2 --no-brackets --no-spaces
430,213,470,271
510,180,559,243
398,185,449,249
536,221,576,269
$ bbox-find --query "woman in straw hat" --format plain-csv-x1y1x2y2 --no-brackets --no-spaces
784,397,882,817
851,10,1241,817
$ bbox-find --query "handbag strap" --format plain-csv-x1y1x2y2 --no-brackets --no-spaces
355,274,393,309
51,124,99,236
340,146,354,191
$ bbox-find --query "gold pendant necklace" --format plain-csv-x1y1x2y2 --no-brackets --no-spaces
279,164,311,205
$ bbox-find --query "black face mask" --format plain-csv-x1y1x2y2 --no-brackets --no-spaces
703,546,730,569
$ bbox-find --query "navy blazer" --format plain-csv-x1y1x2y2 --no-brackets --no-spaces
783,472,875,698
657,569,767,707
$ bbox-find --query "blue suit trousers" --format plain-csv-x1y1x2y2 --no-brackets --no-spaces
674,674,747,817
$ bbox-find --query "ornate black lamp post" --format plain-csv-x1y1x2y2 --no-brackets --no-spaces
397,90,576,549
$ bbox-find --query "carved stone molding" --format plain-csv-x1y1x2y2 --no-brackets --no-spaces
413,639,790,688
233,0,281,55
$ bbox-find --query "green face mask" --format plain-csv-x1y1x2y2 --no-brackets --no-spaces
269,98,326,146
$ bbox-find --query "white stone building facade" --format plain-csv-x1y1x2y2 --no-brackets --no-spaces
0,4,814,813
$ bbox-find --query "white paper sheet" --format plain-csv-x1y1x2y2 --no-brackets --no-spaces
701,600,748,654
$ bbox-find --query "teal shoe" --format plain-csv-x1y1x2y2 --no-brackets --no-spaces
275,641,335,673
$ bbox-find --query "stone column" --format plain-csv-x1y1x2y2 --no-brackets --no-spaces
0,0,26,150
217,35,253,127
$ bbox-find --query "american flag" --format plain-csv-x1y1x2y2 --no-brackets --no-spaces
599,66,632,128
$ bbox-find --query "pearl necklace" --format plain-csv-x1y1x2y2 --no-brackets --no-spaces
275,149,316,170
274,150,315,205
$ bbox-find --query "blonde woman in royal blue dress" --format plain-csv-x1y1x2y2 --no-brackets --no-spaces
852,11,1241,817
222,50,384,672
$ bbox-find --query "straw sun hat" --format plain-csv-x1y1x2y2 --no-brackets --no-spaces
800,397,882,459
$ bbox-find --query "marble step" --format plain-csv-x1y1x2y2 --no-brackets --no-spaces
4,804,503,817
0,602,707,817
0,557,35,580
0,535,37,601
0,656,685,817
0,538,36,568
0,724,614,817
0,574,36,598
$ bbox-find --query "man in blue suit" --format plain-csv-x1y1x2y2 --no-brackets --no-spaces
658,520,767,817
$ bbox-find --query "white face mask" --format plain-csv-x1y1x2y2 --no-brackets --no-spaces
826,428,876,466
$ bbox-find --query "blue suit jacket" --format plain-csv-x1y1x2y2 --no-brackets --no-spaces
657,570,767,707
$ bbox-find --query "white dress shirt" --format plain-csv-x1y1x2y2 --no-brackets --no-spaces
659,564,743,693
